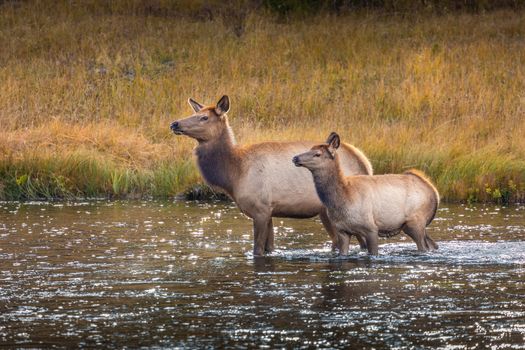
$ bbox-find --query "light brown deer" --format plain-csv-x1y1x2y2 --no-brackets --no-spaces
293,132,439,255
170,96,373,256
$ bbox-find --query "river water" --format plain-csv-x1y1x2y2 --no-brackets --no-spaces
0,201,524,348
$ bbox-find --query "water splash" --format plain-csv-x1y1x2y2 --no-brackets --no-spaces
258,241,525,266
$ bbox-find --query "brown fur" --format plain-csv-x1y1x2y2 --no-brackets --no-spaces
340,143,373,176
404,169,440,226
293,134,439,255
171,96,373,255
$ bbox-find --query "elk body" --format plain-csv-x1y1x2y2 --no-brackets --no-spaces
293,133,439,255
170,96,373,256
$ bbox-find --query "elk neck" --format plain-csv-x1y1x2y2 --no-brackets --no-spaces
310,155,349,210
194,125,241,197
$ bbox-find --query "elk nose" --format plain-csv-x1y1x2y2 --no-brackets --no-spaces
292,156,299,164
170,121,179,131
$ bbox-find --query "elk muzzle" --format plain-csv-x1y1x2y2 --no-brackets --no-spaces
170,121,183,135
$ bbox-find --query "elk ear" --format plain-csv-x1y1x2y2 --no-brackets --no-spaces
215,95,230,116
188,98,204,113
326,132,339,145
327,132,340,157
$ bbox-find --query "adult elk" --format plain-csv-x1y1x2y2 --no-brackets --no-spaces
171,96,372,256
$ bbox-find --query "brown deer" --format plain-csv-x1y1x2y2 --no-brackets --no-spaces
170,96,373,256
293,132,439,255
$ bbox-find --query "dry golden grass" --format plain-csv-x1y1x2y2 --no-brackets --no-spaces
0,1,524,202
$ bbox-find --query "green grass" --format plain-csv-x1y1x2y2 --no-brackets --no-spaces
0,150,200,200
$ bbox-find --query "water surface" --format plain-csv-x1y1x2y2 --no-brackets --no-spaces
1,201,524,348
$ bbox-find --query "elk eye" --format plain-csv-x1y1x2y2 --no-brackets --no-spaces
314,153,321,157
200,116,208,121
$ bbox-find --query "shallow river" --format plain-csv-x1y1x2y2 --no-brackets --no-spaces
0,201,524,348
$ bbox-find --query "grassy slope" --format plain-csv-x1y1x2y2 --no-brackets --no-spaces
0,1,524,202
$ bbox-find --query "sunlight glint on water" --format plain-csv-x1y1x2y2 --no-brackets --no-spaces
0,201,524,348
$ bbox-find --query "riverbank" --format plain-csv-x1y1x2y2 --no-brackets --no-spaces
1,1,524,203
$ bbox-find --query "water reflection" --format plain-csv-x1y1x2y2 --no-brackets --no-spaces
0,201,524,348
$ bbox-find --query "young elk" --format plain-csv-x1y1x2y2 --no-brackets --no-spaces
170,96,373,256
293,132,439,255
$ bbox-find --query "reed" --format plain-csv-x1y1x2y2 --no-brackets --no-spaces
0,1,524,202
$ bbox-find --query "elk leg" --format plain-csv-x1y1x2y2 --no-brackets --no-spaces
319,210,339,252
265,218,274,253
337,231,350,256
402,222,427,252
355,235,368,250
253,215,271,256
365,231,379,255
424,230,438,251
